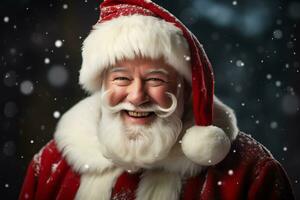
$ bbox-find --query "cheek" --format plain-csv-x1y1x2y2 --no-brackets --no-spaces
105,86,128,106
148,87,172,108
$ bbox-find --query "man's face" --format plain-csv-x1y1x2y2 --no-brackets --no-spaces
98,57,184,170
104,57,179,126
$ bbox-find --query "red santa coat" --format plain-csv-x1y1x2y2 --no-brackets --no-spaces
19,94,294,200
19,133,294,200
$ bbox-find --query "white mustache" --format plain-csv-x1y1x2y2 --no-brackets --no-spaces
100,90,178,118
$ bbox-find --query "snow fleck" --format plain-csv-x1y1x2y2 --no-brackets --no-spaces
266,74,272,80
46,177,53,184
228,170,234,175
208,160,212,164
24,193,29,199
236,60,245,67
4,183,9,188
55,40,63,48
53,111,61,119
33,148,44,176
30,140,34,144
295,180,298,184
233,149,237,153
283,146,288,151
178,140,182,144
184,55,191,61
232,1,237,6
275,81,282,87
20,80,34,95
285,63,290,69
62,4,68,9
51,162,60,173
47,65,69,87
217,181,222,185
241,102,245,106
44,58,50,64
177,83,181,88
3,16,9,23
84,164,90,170
273,30,283,39
270,121,278,129
3,70,17,87
255,120,260,124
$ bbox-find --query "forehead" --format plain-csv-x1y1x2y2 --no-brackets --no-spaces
109,57,178,75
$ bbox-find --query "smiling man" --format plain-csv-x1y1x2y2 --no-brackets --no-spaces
19,0,294,199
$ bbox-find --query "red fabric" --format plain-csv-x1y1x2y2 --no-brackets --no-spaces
19,133,295,200
111,172,142,200
98,0,214,126
19,141,80,200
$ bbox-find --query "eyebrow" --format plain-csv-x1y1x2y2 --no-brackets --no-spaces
109,67,129,73
145,68,169,76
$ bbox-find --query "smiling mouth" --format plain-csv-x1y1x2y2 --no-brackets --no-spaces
125,110,154,118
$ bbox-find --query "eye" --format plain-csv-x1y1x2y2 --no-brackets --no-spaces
113,77,131,86
146,78,167,86
114,77,130,81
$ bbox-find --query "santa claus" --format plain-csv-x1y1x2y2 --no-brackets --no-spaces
19,0,294,199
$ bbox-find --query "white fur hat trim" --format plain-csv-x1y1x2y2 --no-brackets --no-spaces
181,125,231,166
80,15,191,93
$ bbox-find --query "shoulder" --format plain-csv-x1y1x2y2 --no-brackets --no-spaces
213,132,279,177
32,140,70,177
231,132,274,161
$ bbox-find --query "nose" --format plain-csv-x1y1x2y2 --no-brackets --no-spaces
127,79,149,106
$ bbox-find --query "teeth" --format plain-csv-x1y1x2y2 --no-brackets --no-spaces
128,111,150,117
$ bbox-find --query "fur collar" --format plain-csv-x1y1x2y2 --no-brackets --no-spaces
54,93,238,176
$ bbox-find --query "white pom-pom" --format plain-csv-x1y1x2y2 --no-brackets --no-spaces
181,125,231,166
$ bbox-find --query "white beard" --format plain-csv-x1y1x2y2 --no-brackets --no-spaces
97,89,183,171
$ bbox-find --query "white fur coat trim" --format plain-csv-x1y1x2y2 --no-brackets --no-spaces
54,93,238,175
75,168,123,200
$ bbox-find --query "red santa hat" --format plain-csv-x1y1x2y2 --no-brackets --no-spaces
79,0,232,166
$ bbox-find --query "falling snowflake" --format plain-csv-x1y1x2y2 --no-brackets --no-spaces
184,55,191,61
270,121,278,129
55,40,63,48
3,16,9,23
47,65,69,87
283,146,288,151
266,74,272,80
20,80,34,95
232,1,237,6
53,111,61,119
275,81,282,87
273,30,283,39
62,4,68,9
44,58,50,64
236,60,245,67
228,170,234,175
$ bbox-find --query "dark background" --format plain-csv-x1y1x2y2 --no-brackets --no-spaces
1,0,299,199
